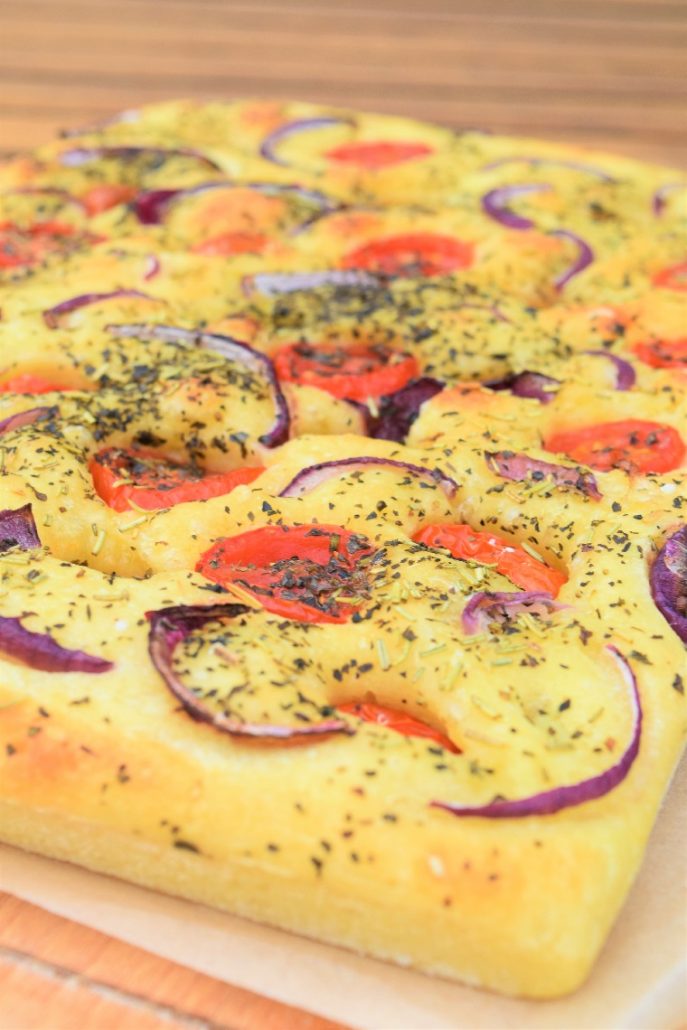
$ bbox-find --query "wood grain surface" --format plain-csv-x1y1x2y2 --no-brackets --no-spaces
0,1,685,1027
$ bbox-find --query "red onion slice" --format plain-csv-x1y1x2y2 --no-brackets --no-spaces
363,376,445,442
0,615,113,673
462,590,563,634
432,646,640,818
242,269,379,298
650,526,687,644
652,182,684,217
133,180,339,228
0,406,54,436
279,456,457,499
481,183,552,230
549,229,595,290
485,450,601,499
58,145,221,171
482,156,615,182
0,504,41,552
43,289,155,329
486,370,560,404
106,324,289,447
147,603,352,739
260,116,354,167
142,254,161,281
584,350,636,391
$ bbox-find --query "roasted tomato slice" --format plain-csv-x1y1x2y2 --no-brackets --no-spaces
196,524,375,623
190,232,269,256
413,523,567,596
652,261,687,292
0,221,83,269
325,140,434,169
81,184,138,215
341,232,474,278
0,373,70,394
633,338,687,369
90,447,264,512
338,701,459,751
273,341,419,401
545,419,685,475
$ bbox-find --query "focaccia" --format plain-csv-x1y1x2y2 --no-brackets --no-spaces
0,100,685,1000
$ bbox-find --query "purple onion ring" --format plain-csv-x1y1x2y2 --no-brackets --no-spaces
432,646,640,818
652,182,684,218
583,350,636,391
43,290,156,329
279,456,457,500
106,324,289,447
147,603,353,739
58,145,221,171
462,590,563,635
260,116,354,167
549,229,595,291
481,183,552,230
0,406,54,437
650,526,687,644
485,450,601,499
485,370,560,404
242,269,379,298
0,504,41,552
482,156,615,182
362,377,444,442
0,615,113,674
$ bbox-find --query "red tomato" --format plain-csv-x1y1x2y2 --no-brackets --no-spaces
273,341,419,401
325,140,434,169
90,447,264,512
0,221,79,269
652,261,687,292
341,232,474,278
633,338,687,369
546,419,685,475
413,523,567,596
190,232,268,256
338,701,460,752
0,373,69,394
81,184,138,215
196,524,374,623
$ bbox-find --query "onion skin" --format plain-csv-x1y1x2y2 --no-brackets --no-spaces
363,376,444,442
242,269,379,298
259,116,354,167
652,182,684,217
485,450,601,500
432,646,640,818
105,323,290,447
461,590,563,635
0,406,54,436
147,603,354,739
0,504,41,552
43,289,154,329
0,615,113,673
650,526,687,644
486,370,560,404
549,229,595,290
481,183,551,230
584,350,636,391
279,456,458,500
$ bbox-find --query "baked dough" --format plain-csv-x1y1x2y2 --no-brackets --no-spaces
0,100,685,999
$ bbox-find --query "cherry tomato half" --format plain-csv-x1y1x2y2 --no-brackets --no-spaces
196,524,375,623
652,261,687,292
273,341,419,401
632,338,687,370
413,523,567,596
90,447,264,512
341,232,474,278
0,221,82,269
0,373,71,394
338,701,459,752
325,140,434,170
545,419,685,475
81,184,138,215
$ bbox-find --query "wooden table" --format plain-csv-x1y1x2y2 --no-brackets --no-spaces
0,1,685,1026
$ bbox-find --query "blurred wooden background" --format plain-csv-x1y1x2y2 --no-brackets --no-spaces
1,0,686,166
